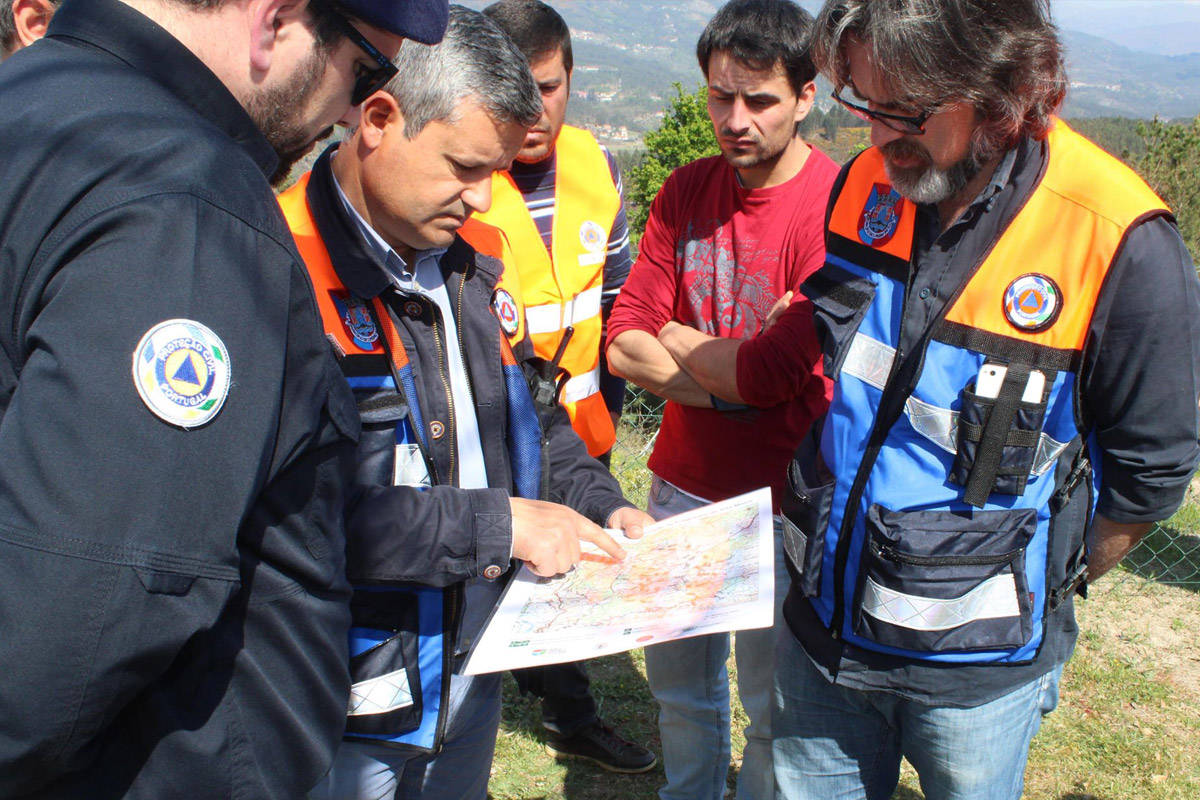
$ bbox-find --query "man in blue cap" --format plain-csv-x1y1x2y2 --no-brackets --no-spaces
0,0,447,796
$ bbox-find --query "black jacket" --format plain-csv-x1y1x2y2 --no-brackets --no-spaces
303,148,630,654
0,1,358,796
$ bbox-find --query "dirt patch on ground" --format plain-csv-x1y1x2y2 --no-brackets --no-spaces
1080,576,1200,702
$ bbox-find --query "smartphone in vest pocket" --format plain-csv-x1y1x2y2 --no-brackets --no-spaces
976,363,1045,402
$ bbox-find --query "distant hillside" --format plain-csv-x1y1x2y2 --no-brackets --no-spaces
457,0,1200,147
1053,0,1200,57
1062,30,1200,119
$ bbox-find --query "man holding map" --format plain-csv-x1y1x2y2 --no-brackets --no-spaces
280,9,652,798
606,1,838,797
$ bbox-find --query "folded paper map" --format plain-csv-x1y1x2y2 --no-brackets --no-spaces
464,487,774,675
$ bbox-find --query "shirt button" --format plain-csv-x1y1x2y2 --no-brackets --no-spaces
919,288,930,299
483,565,504,580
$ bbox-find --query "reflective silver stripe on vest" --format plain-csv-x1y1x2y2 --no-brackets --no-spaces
861,573,1020,631
843,332,894,389
561,367,601,404
841,332,1068,476
525,286,603,335
348,669,414,716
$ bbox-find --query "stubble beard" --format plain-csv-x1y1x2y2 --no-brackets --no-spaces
718,126,793,172
246,47,332,187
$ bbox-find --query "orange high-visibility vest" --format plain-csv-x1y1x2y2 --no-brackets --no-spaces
472,125,621,456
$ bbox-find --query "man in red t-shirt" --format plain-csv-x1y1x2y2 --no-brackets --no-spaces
606,1,837,798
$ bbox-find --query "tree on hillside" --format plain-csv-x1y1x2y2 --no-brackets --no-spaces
1138,115,1200,263
627,84,719,236
1067,117,1147,165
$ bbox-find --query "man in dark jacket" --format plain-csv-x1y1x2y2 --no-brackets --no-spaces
280,8,652,799
0,0,447,796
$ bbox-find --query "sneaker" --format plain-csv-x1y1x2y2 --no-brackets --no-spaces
544,719,658,773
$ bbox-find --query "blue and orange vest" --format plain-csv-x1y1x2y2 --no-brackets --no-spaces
783,121,1170,663
280,173,539,750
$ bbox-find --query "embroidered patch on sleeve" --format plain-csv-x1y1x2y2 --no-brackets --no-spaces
133,319,231,428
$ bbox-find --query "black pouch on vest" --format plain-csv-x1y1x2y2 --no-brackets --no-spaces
852,505,1036,653
802,265,877,380
781,422,836,597
950,365,1049,505
345,590,424,736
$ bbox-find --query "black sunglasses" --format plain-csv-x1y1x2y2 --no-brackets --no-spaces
311,0,399,106
831,89,931,135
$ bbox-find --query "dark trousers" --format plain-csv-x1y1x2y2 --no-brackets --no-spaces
512,661,599,737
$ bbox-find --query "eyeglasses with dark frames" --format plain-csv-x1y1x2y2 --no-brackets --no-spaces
831,89,931,135
310,0,399,106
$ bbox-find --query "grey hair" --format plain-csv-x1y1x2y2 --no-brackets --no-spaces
383,4,542,139
0,1,15,54
812,0,1067,151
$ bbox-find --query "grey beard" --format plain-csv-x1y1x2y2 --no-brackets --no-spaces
885,148,986,205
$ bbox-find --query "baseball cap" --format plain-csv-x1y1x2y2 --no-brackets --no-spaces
338,0,450,45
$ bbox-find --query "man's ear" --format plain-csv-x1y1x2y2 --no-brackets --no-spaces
358,92,403,150
247,0,306,75
793,80,817,124
13,0,57,50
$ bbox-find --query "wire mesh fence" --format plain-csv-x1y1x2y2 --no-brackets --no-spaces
610,388,1200,593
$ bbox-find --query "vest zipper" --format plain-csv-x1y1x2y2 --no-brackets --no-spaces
454,273,477,426
831,363,911,638
871,538,1022,567
430,582,462,754
828,288,913,641
428,299,457,487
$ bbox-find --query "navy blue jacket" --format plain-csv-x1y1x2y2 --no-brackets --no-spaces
0,1,358,796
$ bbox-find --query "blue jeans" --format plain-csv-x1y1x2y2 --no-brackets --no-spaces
772,630,1063,800
643,475,789,800
308,670,502,800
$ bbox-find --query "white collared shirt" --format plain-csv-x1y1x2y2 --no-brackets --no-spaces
334,174,489,491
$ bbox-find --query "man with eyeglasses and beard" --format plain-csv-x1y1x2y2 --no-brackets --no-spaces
0,0,447,796
760,1,1200,798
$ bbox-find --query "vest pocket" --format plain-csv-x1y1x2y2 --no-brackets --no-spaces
950,382,1048,498
781,428,835,597
803,265,876,380
345,590,425,736
852,505,1036,653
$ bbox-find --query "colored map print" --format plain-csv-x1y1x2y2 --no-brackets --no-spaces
515,499,760,635
464,488,774,676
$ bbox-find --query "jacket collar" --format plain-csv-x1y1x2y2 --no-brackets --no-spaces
48,0,278,178
307,144,395,299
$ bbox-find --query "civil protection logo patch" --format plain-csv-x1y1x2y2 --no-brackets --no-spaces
859,183,903,246
1003,274,1062,332
330,291,379,351
133,319,231,428
579,220,606,253
491,288,519,338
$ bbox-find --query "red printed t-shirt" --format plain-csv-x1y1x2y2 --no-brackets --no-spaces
607,149,839,509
